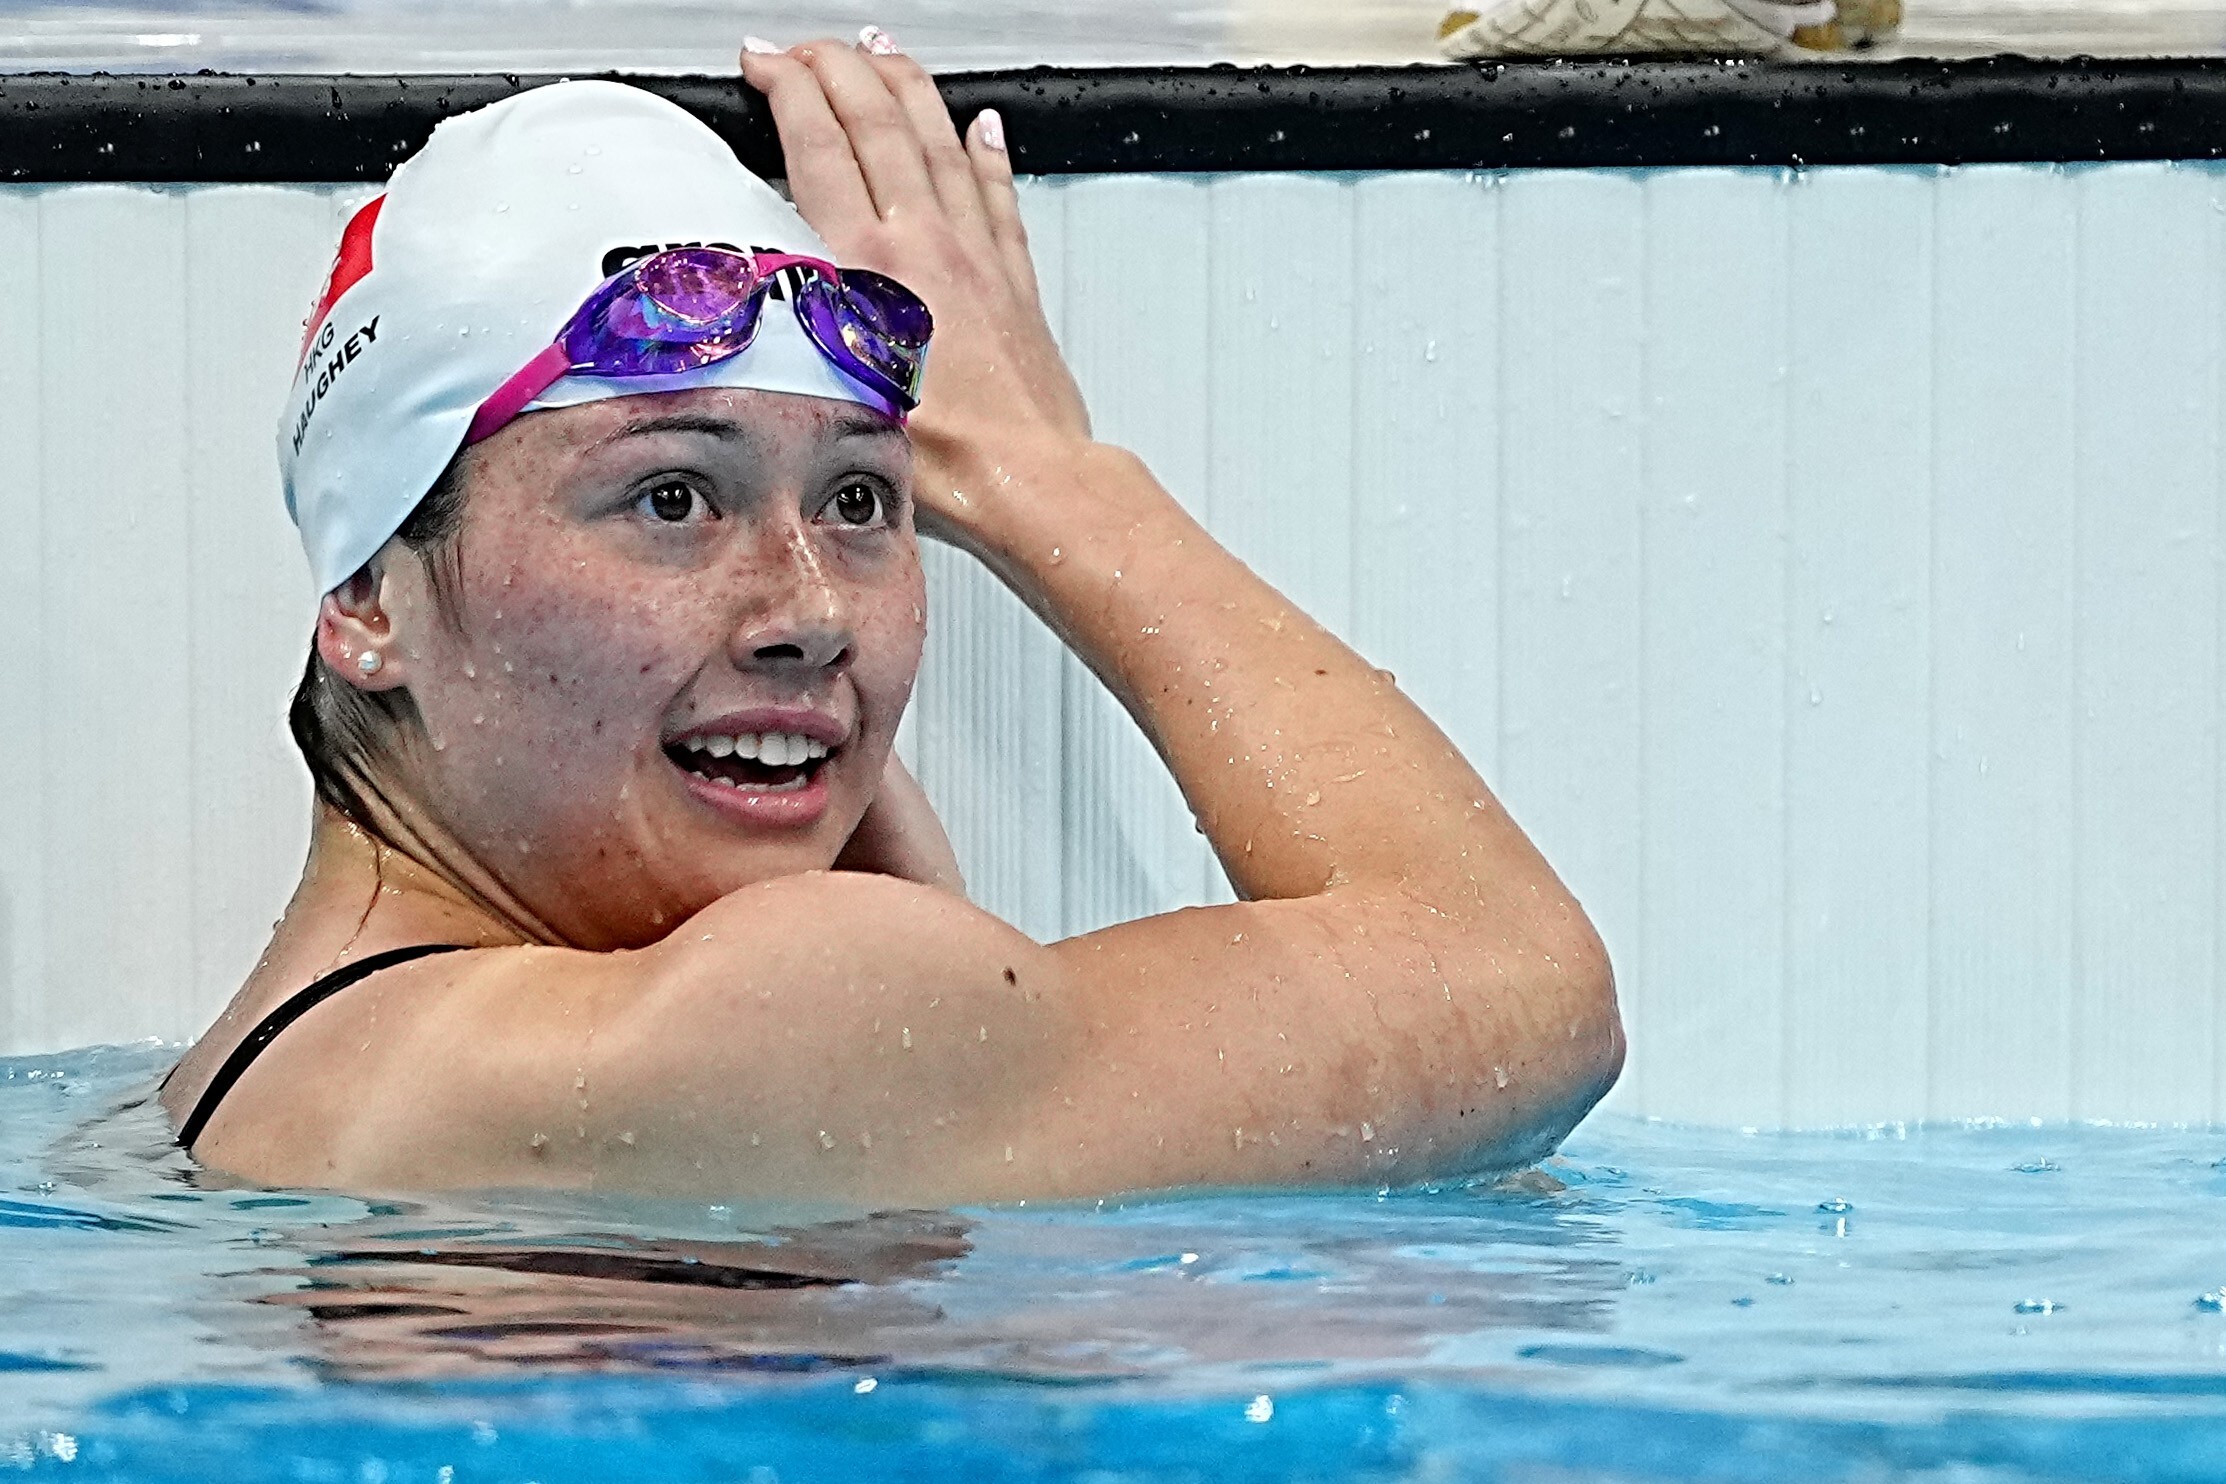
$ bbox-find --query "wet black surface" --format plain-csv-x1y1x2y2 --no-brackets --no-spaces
5,57,2226,182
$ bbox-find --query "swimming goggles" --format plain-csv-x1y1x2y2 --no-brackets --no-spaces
465,246,933,444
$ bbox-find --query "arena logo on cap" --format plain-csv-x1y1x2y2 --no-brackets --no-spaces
600,241,809,300
601,240,741,278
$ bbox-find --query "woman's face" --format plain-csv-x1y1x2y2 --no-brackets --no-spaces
376,387,927,949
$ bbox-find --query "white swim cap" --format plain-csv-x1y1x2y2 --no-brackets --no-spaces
279,80,882,595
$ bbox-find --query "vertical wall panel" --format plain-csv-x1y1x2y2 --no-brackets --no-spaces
182,186,350,1039
1056,175,1220,937
910,181,1071,943
1349,173,1502,777
1635,170,1793,1124
1929,165,2080,1121
8,165,2226,1131
2070,163,2221,1122
1782,168,1936,1126
35,187,196,1049
916,540,1066,943
0,190,45,1054
1493,172,1648,1111
1206,175,1357,631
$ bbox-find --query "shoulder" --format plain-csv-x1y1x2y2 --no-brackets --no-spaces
191,872,1080,1195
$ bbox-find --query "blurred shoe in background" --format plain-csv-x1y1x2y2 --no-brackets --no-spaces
1435,0,1899,56
1791,0,1905,47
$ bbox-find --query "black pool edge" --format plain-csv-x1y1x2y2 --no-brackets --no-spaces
5,57,2226,182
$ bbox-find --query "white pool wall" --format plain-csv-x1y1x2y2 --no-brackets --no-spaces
3,162,2222,1130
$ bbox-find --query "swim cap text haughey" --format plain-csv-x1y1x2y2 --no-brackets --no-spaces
289,316,381,457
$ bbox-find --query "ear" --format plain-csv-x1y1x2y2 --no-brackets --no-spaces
314,567,407,692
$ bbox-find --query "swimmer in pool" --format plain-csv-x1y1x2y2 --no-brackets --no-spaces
159,35,1623,1201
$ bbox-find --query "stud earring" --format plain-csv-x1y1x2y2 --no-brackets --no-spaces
356,650,383,675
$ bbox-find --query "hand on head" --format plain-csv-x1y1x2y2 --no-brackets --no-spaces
739,32,1093,548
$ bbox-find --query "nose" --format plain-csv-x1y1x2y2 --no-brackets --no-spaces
726,519,853,673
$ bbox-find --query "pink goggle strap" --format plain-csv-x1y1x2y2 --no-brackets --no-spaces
465,343,575,445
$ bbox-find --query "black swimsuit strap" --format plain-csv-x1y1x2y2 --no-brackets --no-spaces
176,943,471,1151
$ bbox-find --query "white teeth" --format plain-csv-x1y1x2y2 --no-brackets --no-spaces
675,731,833,769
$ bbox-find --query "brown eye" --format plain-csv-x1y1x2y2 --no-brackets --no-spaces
639,480,699,523
829,481,882,526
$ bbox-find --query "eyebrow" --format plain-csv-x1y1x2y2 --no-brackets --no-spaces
596,406,908,451
602,412,748,446
824,409,909,443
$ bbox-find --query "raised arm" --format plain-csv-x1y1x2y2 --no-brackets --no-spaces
721,41,1621,1185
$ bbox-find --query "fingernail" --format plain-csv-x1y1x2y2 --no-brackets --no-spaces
858,24,901,55
742,35,781,55
976,107,1006,152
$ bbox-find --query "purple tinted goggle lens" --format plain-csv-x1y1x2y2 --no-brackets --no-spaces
466,247,932,445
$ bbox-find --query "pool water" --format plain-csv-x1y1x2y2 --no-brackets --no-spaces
6,1045,2226,1481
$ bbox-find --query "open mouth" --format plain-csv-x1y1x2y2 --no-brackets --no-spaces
665,731,835,794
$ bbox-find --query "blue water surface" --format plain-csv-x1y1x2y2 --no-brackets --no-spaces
5,1044,2226,1481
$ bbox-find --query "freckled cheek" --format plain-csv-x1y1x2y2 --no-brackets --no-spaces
471,579,710,755
848,575,929,727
